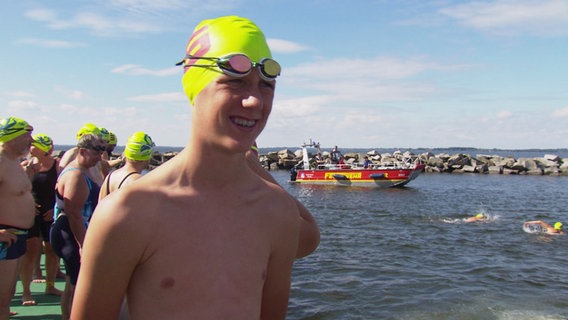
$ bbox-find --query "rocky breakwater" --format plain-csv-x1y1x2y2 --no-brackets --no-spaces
259,149,568,176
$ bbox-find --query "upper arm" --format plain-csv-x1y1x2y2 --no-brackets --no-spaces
296,200,320,258
72,193,146,319
61,173,88,217
260,193,300,319
246,150,320,258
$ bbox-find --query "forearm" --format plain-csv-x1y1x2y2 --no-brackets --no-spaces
66,210,87,247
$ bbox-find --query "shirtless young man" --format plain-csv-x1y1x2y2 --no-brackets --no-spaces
72,16,319,320
0,117,36,320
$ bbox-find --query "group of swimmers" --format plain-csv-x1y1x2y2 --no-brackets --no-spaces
465,213,564,235
2,15,322,320
0,117,156,318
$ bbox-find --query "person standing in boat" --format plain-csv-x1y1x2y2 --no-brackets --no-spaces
313,152,325,168
363,156,373,169
72,15,320,319
330,145,343,164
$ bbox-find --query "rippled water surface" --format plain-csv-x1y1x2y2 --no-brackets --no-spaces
274,171,568,320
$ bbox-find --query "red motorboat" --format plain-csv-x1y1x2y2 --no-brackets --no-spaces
290,140,425,188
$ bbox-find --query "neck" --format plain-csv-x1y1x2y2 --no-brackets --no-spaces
123,160,146,173
177,140,253,188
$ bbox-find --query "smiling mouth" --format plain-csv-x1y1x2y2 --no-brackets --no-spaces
231,117,256,128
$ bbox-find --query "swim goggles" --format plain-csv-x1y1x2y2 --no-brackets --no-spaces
176,53,281,82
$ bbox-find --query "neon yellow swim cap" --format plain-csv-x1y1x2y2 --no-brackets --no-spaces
124,132,155,161
0,117,33,143
76,123,101,140
554,222,563,230
476,213,484,219
99,127,110,142
108,132,117,145
180,15,272,106
32,134,53,153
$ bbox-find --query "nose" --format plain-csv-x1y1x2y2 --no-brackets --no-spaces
243,69,271,107
242,91,263,109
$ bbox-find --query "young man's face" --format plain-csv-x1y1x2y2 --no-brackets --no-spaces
193,68,275,152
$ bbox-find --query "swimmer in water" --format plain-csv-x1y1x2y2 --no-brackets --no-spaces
465,213,486,223
523,220,564,235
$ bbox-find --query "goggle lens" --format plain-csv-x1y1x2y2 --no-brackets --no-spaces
260,58,281,78
178,54,281,81
220,55,253,74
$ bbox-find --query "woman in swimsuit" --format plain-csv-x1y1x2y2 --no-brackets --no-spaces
98,131,155,201
19,134,63,306
50,133,104,320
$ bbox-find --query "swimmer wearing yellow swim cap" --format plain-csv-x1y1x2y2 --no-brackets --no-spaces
124,132,155,161
32,134,54,154
177,15,280,106
76,123,101,140
465,213,485,223
0,117,33,143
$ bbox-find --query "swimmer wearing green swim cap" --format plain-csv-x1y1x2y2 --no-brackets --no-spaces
0,117,36,316
71,16,319,319
98,131,155,201
31,134,54,154
523,220,565,235
0,117,33,143
76,123,101,140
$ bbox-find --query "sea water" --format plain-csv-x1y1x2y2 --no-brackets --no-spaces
278,171,568,320
63,144,567,319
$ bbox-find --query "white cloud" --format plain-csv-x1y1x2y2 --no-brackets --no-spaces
58,103,91,114
112,64,180,77
17,38,87,48
497,110,513,120
25,9,57,21
278,55,468,106
22,1,240,36
24,8,162,36
126,92,186,102
440,0,568,36
55,87,84,100
268,39,311,54
6,100,39,114
101,106,138,117
552,106,568,117
4,91,35,98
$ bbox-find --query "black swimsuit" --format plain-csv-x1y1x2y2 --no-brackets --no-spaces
105,171,139,194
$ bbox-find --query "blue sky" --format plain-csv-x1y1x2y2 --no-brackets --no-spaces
2,0,568,149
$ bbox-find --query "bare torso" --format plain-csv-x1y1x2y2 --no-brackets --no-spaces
0,156,35,229
75,153,300,319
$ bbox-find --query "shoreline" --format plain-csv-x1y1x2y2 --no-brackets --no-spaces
53,147,568,176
